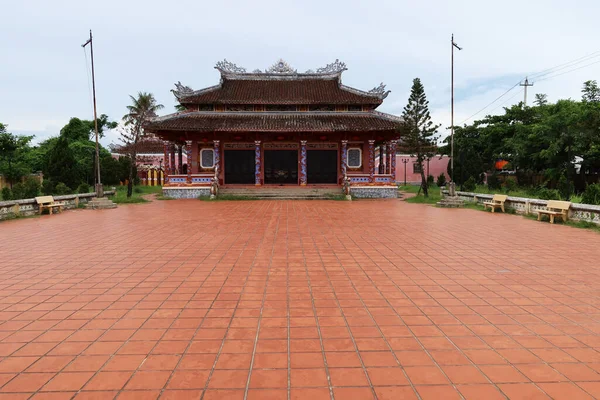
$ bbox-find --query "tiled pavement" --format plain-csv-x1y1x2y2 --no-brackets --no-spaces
1,199,600,400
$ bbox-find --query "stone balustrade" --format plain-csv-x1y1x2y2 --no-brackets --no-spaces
443,190,600,225
0,191,115,221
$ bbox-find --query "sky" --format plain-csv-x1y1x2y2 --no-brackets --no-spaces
2,0,599,148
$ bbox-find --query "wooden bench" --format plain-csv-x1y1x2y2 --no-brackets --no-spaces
35,196,64,215
483,194,508,213
536,200,571,224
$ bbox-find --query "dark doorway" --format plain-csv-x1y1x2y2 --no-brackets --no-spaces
264,150,298,184
224,150,255,184
307,150,338,184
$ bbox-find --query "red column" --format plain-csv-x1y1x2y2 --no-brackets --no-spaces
390,140,397,182
386,142,392,175
186,140,192,183
300,140,307,185
368,140,375,182
170,144,176,175
163,141,170,185
255,140,261,186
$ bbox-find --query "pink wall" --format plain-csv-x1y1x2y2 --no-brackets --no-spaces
392,154,450,185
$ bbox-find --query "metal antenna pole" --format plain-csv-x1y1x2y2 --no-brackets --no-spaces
520,77,534,106
82,30,102,197
450,34,462,184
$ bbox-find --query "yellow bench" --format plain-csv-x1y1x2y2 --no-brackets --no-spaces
35,196,64,215
483,194,507,213
536,200,571,224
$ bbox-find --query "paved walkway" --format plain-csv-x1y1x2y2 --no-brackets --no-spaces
1,199,599,400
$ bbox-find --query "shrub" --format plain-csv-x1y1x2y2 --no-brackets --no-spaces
54,182,71,196
1,187,12,201
462,176,476,192
134,186,143,194
23,177,41,198
557,174,574,200
427,175,434,186
436,173,447,187
503,179,517,194
537,188,561,200
581,183,600,205
42,180,55,195
11,183,27,200
76,183,91,194
487,174,501,190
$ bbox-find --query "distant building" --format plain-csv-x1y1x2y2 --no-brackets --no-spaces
384,154,450,185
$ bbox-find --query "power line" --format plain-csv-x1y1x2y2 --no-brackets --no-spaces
458,81,521,124
529,50,600,80
488,88,524,115
535,59,600,83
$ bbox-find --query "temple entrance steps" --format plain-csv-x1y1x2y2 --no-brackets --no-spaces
219,186,343,200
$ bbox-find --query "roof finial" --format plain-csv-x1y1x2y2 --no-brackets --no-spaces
266,59,297,74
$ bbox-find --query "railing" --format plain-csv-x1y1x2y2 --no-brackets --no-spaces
165,174,214,186
347,174,396,184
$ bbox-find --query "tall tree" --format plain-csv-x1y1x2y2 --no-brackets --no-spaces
534,93,548,106
46,135,79,189
0,124,34,188
122,92,163,197
401,78,440,197
582,80,600,103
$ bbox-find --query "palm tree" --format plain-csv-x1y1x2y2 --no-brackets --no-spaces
121,92,163,197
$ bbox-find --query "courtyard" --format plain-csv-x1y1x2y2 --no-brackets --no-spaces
0,199,599,400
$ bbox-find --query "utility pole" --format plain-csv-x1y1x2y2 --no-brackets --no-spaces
82,30,102,197
451,34,462,187
520,77,534,106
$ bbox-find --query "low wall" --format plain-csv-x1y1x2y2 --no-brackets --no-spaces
163,187,211,199
0,191,115,221
351,186,398,199
443,190,600,225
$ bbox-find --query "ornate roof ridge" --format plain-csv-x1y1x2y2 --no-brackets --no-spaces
214,58,348,78
340,83,391,100
148,110,402,121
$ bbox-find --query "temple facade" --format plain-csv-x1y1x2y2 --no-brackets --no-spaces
145,59,403,198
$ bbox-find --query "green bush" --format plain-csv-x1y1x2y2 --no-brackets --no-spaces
537,188,561,200
134,186,143,194
503,179,517,194
54,182,71,196
11,183,26,200
487,174,501,190
462,176,476,192
1,187,12,201
581,183,600,205
23,177,41,198
76,183,91,194
42,180,55,195
427,175,434,186
436,173,447,187
557,174,574,200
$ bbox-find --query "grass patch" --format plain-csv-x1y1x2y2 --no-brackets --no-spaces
109,185,161,204
398,184,440,194
325,193,350,201
405,192,442,204
155,195,175,201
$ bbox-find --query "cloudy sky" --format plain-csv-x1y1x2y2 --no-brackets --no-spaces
2,0,599,147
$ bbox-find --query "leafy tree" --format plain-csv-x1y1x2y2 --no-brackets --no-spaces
0,124,34,188
582,80,600,103
122,92,164,197
534,93,548,106
60,114,117,141
401,78,440,197
46,136,80,189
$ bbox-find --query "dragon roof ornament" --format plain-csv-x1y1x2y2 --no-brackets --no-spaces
215,59,247,74
368,82,391,99
315,59,347,74
171,81,194,99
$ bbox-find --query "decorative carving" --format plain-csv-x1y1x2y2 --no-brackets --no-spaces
368,140,375,182
171,82,193,99
300,141,307,186
186,140,193,183
341,140,348,183
263,143,299,150
252,69,262,73
255,141,261,185
215,59,247,74
315,59,347,74
369,83,391,99
213,140,220,188
266,59,297,74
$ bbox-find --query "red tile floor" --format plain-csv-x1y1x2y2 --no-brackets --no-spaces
0,199,599,399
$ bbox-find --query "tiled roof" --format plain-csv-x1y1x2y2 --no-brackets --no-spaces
145,111,402,133
179,78,383,106
111,138,165,154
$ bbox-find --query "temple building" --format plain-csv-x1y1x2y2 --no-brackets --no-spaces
144,59,403,198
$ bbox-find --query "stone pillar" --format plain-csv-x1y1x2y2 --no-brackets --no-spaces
299,140,307,186
368,140,375,182
186,140,192,183
341,140,348,179
163,141,170,185
214,140,220,180
255,140,261,186
378,144,385,174
170,144,176,175
390,140,397,182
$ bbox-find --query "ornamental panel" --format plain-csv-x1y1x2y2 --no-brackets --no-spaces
200,149,215,168
306,143,338,150
263,143,299,150
224,143,255,149
347,148,362,168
